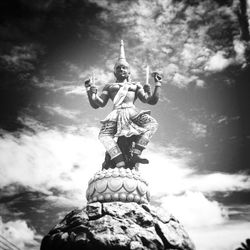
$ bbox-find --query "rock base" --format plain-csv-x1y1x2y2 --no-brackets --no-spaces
41,202,195,250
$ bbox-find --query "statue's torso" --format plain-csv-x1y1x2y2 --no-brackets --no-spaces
107,82,138,105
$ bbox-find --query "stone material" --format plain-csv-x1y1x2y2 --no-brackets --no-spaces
41,202,195,250
86,202,102,219
86,168,150,204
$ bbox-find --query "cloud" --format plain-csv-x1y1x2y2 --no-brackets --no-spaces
228,204,250,219
205,51,233,72
0,0,245,92
0,217,41,250
141,144,250,196
0,44,43,73
140,144,194,196
88,0,244,88
184,172,250,193
45,192,84,209
1,126,249,204
159,191,228,228
234,40,246,64
190,121,207,138
17,116,49,132
0,126,103,207
172,73,191,88
190,221,250,250
44,105,81,120
59,85,85,95
32,78,87,97
31,66,113,97
157,190,250,250
79,67,114,86
142,143,250,249
42,67,114,97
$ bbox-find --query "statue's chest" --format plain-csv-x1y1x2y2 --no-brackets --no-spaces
109,84,137,94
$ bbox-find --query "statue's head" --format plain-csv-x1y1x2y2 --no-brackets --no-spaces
114,63,130,81
114,40,130,81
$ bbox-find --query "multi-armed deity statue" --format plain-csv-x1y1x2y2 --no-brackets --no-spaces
85,40,162,205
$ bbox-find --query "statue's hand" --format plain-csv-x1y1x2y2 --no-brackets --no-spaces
85,78,91,88
90,85,97,95
151,72,162,82
143,84,151,94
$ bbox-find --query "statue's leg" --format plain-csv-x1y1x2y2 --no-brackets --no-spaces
131,114,158,164
98,121,125,168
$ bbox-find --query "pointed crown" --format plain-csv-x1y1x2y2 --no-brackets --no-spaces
114,40,129,71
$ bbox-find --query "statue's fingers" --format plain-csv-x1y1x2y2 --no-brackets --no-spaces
151,71,159,76
85,78,91,87
155,74,162,81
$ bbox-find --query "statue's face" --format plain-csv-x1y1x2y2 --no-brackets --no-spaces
115,64,130,81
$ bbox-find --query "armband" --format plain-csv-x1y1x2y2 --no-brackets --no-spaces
155,82,161,87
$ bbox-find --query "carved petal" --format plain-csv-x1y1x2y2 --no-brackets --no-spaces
146,191,150,201
95,179,108,193
105,171,112,178
123,178,137,192
87,183,95,198
108,177,123,192
137,181,147,195
112,168,120,178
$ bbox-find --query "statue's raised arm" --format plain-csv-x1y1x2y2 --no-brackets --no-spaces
136,71,162,105
85,78,110,109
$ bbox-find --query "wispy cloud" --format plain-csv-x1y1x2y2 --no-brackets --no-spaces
0,217,41,250
190,121,207,138
141,144,250,196
33,67,114,96
79,67,114,86
159,191,228,228
205,51,233,72
190,221,250,250
1,127,249,200
44,105,81,120
0,44,43,73
0,127,102,202
60,85,85,95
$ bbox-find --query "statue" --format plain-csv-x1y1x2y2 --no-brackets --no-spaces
85,40,162,170
84,40,162,204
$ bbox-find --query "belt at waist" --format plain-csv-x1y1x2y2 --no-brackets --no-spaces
113,103,135,110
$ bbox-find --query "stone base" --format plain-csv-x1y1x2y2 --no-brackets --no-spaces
41,202,196,250
86,168,150,204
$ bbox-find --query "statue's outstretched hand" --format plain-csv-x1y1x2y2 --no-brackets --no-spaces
151,72,162,82
84,78,91,88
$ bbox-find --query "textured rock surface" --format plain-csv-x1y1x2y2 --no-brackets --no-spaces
41,202,195,250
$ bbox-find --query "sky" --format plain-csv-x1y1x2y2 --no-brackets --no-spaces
0,0,250,249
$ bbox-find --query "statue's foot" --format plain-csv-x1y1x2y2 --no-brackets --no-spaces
131,155,149,164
